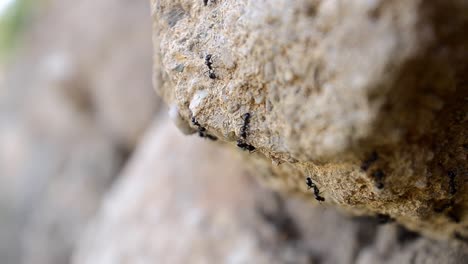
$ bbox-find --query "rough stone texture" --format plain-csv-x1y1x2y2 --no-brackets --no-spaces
151,0,467,239
73,118,468,264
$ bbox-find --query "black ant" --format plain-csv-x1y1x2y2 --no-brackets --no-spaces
448,170,457,195
236,112,255,152
237,141,256,152
240,113,251,139
207,70,216,79
204,54,217,79
372,169,385,189
203,0,216,6
205,54,214,69
361,151,378,171
191,117,217,141
306,177,325,202
191,117,204,132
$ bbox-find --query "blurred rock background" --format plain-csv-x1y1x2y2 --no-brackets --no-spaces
0,0,158,263
0,0,466,264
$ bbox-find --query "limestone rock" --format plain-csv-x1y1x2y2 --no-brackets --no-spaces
151,0,468,239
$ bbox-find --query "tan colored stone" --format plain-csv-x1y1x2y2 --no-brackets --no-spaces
151,0,468,239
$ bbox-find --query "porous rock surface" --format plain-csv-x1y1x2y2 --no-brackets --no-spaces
151,0,467,239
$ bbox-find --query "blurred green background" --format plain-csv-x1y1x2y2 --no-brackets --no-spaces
0,0,34,62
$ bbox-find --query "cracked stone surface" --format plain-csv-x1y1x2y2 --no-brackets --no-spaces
151,0,467,239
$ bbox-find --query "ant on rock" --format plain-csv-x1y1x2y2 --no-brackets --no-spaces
306,177,325,202
372,169,385,189
236,112,256,152
191,117,217,141
203,0,216,6
240,113,251,139
361,151,378,171
237,141,256,152
204,54,217,79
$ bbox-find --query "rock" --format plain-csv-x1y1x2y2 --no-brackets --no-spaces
151,0,468,239
24,0,159,149
73,117,468,263
0,92,124,264
19,134,122,264
73,120,276,263
0,0,159,262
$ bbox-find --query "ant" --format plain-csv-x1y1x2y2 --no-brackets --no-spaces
207,70,216,79
240,113,251,139
191,117,217,141
203,0,216,6
448,170,457,196
204,54,217,79
372,169,385,189
361,151,378,171
191,117,204,132
205,54,214,69
237,141,256,152
236,112,255,152
306,177,325,202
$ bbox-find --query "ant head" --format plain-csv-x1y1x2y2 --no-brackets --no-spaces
205,54,212,60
